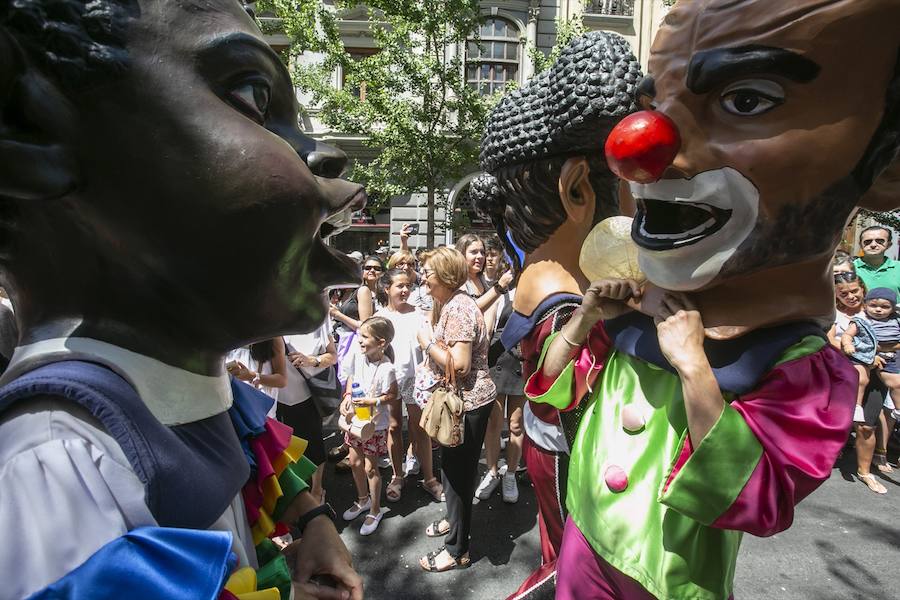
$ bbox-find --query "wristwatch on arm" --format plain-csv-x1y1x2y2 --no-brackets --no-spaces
294,503,337,535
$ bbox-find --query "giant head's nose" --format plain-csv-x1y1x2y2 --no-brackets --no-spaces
307,141,348,179
604,111,681,184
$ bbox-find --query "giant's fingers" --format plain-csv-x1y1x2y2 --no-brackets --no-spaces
678,292,698,312
660,294,687,318
627,279,642,300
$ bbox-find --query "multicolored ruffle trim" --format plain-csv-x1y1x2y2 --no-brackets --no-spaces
226,378,318,600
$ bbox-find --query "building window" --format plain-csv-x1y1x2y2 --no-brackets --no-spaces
342,47,379,101
466,17,520,96
585,0,635,16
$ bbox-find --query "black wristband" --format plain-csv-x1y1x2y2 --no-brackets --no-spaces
493,281,506,294
295,503,336,534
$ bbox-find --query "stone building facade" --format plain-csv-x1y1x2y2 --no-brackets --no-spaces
264,1,669,252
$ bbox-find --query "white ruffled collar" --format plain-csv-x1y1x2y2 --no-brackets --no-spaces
0,337,232,426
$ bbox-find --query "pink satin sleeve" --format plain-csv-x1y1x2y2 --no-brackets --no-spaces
711,345,857,536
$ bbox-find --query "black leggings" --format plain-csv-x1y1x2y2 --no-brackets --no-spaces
277,400,326,466
441,401,494,557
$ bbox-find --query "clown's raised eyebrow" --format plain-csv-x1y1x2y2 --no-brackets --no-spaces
686,45,820,95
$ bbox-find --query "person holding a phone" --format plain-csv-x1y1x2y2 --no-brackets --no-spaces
395,223,433,312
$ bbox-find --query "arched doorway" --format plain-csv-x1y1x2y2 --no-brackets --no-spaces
445,173,495,246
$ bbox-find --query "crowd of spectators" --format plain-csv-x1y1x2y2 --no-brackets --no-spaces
226,223,522,570
221,221,900,572
829,226,900,495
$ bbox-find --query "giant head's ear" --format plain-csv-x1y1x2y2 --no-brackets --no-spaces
559,156,595,225
0,30,78,202
858,158,900,212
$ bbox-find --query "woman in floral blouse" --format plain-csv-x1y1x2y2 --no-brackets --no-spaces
416,246,496,572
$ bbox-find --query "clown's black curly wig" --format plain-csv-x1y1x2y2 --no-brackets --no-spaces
473,31,641,271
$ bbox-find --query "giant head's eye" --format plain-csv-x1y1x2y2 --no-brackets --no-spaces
229,81,271,124
720,79,784,116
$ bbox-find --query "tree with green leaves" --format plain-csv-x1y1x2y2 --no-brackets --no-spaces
527,12,585,75
258,0,497,247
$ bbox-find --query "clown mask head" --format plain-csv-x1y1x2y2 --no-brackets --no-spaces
605,0,900,293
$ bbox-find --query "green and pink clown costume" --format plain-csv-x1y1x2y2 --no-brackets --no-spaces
525,312,856,600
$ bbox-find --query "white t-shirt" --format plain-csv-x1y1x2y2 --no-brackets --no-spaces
375,306,426,384
346,355,396,431
833,310,856,338
226,347,278,418
282,321,335,406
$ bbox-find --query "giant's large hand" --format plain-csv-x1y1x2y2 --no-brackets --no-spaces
579,279,641,325
655,292,706,373
286,517,363,600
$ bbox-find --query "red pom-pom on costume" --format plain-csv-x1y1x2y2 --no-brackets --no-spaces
604,111,681,183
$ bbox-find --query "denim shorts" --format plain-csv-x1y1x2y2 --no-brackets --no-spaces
878,351,900,374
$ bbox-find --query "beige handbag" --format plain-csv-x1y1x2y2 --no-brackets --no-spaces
419,343,465,447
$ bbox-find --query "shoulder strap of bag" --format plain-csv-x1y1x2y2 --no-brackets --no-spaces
437,341,457,391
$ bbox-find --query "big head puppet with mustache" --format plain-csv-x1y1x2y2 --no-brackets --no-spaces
526,1,900,599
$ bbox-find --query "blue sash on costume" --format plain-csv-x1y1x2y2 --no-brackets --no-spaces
501,293,582,350
0,360,249,529
26,527,235,600
605,312,826,394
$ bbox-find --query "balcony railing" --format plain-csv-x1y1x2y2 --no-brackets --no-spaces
584,0,634,16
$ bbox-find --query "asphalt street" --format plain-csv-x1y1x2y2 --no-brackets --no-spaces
319,433,900,600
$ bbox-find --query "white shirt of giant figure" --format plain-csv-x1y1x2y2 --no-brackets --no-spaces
0,338,255,600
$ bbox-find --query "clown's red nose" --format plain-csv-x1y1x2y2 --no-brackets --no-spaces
604,111,681,184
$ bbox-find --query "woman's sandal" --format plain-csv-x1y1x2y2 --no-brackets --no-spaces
875,451,894,474
426,519,451,537
419,547,471,572
386,477,403,502
422,478,444,502
858,472,888,494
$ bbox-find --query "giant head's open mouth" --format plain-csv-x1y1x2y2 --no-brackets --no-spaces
632,198,732,251
309,188,367,287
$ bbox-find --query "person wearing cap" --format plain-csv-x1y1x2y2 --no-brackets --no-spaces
470,30,642,599
854,287,900,473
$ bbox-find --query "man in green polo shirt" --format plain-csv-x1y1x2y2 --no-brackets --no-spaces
854,226,900,296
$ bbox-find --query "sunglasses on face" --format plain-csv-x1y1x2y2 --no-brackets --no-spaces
834,272,859,283
863,238,888,246
363,265,383,272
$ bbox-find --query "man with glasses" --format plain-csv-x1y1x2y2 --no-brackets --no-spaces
855,226,900,297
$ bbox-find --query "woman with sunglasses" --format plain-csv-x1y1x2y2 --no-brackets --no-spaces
827,268,889,493
331,257,384,333
328,256,387,466
331,256,385,381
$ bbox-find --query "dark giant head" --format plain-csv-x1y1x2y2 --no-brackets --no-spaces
605,0,900,292
0,0,365,368
472,31,642,270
